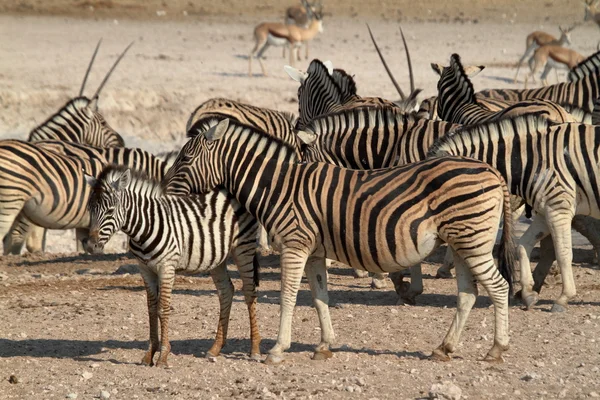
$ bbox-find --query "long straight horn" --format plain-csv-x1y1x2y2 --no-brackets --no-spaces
398,25,415,94
91,41,134,101
367,24,406,100
79,39,102,97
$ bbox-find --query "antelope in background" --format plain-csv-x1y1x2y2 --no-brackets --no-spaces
249,6,323,76
514,25,576,83
283,0,323,61
583,0,600,27
524,45,586,88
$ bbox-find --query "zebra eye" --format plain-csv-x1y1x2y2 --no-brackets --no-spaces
106,206,115,214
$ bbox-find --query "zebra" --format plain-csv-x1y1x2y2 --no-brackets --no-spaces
185,98,302,255
0,140,171,255
476,49,600,114
428,114,600,313
434,54,577,125
163,118,516,364
84,166,261,367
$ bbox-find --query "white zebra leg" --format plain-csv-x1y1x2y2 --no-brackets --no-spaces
76,228,89,253
233,245,262,360
305,256,335,360
436,247,455,278
265,249,308,365
139,266,160,367
26,225,46,253
370,272,388,289
4,214,32,255
353,268,370,278
258,225,272,255
155,263,176,368
0,201,26,255
546,215,575,313
518,216,551,310
432,251,478,361
207,262,235,358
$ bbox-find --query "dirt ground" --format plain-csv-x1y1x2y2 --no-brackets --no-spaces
1,1,600,399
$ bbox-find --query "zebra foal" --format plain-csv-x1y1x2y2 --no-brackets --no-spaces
164,119,516,364
85,166,261,367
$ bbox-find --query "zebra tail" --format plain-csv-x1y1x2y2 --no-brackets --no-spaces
252,253,261,288
496,175,517,296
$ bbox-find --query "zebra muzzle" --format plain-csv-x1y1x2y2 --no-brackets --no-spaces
84,232,105,255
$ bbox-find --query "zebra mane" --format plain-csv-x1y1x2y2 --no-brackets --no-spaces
224,119,299,157
331,68,359,103
302,59,345,108
568,49,600,82
28,97,93,140
427,114,550,157
95,165,164,198
304,104,405,135
448,54,478,105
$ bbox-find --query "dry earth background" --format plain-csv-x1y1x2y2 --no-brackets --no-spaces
1,1,600,399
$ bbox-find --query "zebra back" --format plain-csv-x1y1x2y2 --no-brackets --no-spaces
568,49,600,81
28,97,125,148
301,106,458,168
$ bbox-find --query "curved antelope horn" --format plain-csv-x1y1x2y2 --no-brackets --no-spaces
367,24,406,100
91,41,134,102
398,24,415,95
79,39,102,97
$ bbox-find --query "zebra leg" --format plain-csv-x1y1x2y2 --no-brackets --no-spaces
26,225,47,253
139,266,160,366
531,235,556,294
154,263,176,368
76,228,89,253
432,250,478,361
518,216,551,310
436,247,455,279
571,215,600,264
258,225,272,255
207,262,235,358
546,215,575,313
3,213,33,255
353,268,370,278
305,256,335,360
0,201,27,255
370,272,388,289
264,249,308,365
391,265,423,305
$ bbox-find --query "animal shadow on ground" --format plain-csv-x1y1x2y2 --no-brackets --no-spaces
12,252,133,267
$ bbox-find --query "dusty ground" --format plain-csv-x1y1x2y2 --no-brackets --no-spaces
1,1,600,399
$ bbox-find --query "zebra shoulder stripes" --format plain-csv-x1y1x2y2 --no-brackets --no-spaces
164,118,516,364
435,54,576,125
428,115,600,312
85,166,261,367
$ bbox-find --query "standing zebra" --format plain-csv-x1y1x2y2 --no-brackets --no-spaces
163,119,516,364
477,50,600,114
434,54,577,125
429,115,600,312
84,166,261,367
0,140,170,255
185,98,302,255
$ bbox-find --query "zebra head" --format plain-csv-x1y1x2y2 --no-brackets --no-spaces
162,119,231,195
84,168,132,254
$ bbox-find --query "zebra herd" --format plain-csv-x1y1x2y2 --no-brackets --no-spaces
6,31,600,367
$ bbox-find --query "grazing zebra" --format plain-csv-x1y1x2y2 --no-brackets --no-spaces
477,50,600,114
84,166,261,367
185,98,302,254
429,115,600,312
434,54,576,125
163,119,516,364
0,140,170,255
297,105,459,300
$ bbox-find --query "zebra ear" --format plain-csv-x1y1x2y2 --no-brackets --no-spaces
464,65,485,77
431,63,444,76
322,60,334,75
284,65,308,83
204,118,230,142
118,169,131,190
297,130,317,144
84,173,98,187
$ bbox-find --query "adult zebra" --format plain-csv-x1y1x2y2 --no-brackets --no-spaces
163,118,516,364
434,54,577,125
429,114,600,312
84,166,261,367
477,50,600,114
0,140,170,255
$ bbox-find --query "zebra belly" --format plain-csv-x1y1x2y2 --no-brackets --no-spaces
23,197,89,229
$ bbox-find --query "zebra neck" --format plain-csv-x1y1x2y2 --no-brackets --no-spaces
119,191,155,243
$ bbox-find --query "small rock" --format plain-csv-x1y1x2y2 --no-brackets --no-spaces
534,361,545,368
521,372,538,382
513,390,521,396
345,386,355,393
390,308,399,315
90,363,100,369
429,381,462,400
590,392,600,398
81,371,93,380
356,377,366,387
410,368,418,374
66,394,78,399
8,375,19,384
100,391,111,399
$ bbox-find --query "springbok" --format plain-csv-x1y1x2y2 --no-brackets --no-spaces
514,25,576,83
282,0,323,61
583,0,600,27
524,45,586,88
249,8,323,76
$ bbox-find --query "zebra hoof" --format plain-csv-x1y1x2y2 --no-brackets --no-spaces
481,354,504,363
371,278,387,289
264,354,285,365
522,292,539,310
353,269,369,278
401,294,417,306
249,352,263,362
550,303,567,313
141,352,154,366
430,347,452,362
435,268,454,279
312,349,333,361
155,359,171,369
